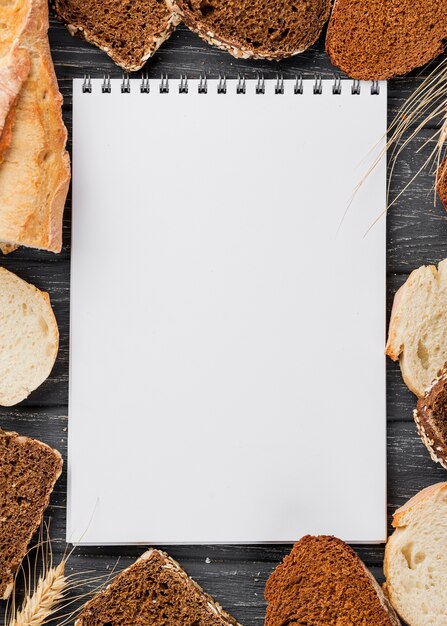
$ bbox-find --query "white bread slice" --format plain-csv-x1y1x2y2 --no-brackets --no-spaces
384,483,447,626
0,47,30,162
0,267,58,406
0,0,70,253
386,259,447,397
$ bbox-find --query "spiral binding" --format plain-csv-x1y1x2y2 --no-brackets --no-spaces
82,73,381,96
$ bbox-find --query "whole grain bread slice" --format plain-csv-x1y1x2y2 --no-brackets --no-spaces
167,0,331,60
53,0,180,72
265,535,400,626
0,429,62,600
76,548,241,626
414,361,447,469
437,157,447,211
326,0,447,80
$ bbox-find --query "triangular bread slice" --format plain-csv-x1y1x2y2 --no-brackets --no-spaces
326,0,447,80
0,267,59,406
53,0,180,72
384,483,447,625
265,535,400,625
0,0,70,253
437,157,447,211
386,259,447,397
166,0,331,60
0,429,62,600
414,362,447,469
0,47,30,163
75,549,241,625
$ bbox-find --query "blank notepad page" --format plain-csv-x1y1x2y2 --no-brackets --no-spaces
69,78,387,544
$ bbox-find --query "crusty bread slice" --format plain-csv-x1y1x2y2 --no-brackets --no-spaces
53,0,180,72
0,47,30,163
167,0,331,60
326,0,447,80
0,267,58,406
0,0,70,253
0,429,62,600
386,258,447,397
265,536,401,626
76,548,241,625
384,483,447,626
437,157,447,211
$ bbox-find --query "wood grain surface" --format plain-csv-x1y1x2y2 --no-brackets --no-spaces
1,13,447,625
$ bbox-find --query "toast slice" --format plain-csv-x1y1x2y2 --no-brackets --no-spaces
0,267,59,406
166,0,331,60
0,0,70,253
0,429,62,600
384,483,447,625
326,0,447,80
75,548,241,625
0,47,30,163
414,362,447,469
437,157,447,211
53,0,180,72
386,259,447,397
265,535,400,625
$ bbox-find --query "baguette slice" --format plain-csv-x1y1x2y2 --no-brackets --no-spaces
0,267,59,406
0,429,62,600
0,0,70,253
386,258,447,397
0,47,30,162
53,0,180,72
76,548,241,626
167,0,331,61
265,535,401,626
437,157,447,211
384,483,447,626
326,0,447,80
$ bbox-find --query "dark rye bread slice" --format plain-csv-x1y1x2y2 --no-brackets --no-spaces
438,158,447,211
76,548,241,626
326,0,447,80
265,536,401,626
414,361,447,469
52,0,180,71
0,429,62,600
166,0,331,60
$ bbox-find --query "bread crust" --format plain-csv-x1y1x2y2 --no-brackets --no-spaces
437,157,447,211
0,47,30,162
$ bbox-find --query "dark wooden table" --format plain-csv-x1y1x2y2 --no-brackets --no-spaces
1,13,447,625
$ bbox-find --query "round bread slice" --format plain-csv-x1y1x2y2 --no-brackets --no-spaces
166,0,331,60
326,0,447,80
0,267,58,406
386,258,447,397
384,483,447,626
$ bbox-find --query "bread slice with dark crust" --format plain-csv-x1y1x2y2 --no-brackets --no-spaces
76,548,241,626
53,0,180,72
414,361,447,469
326,0,447,80
166,0,331,60
0,429,62,600
437,157,447,211
265,535,401,626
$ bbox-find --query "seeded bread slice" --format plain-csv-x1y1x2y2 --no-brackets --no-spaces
75,548,241,626
326,0,447,80
0,267,59,406
437,157,447,211
53,0,180,72
265,535,401,626
384,483,447,626
386,258,447,397
0,429,62,600
167,0,331,60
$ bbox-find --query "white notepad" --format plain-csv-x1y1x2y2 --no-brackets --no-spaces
69,77,387,545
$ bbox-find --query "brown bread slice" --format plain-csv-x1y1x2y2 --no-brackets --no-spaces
166,0,331,60
0,429,62,600
265,536,401,626
326,0,447,80
76,548,241,626
438,157,447,211
414,362,447,469
53,0,180,72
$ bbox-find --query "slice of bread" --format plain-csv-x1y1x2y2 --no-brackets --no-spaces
386,258,447,397
414,362,447,469
265,535,401,626
0,48,30,163
0,267,59,406
0,0,70,253
0,429,62,600
384,483,447,626
53,0,180,72
166,0,331,60
326,1,447,80
75,548,241,626
437,157,447,211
